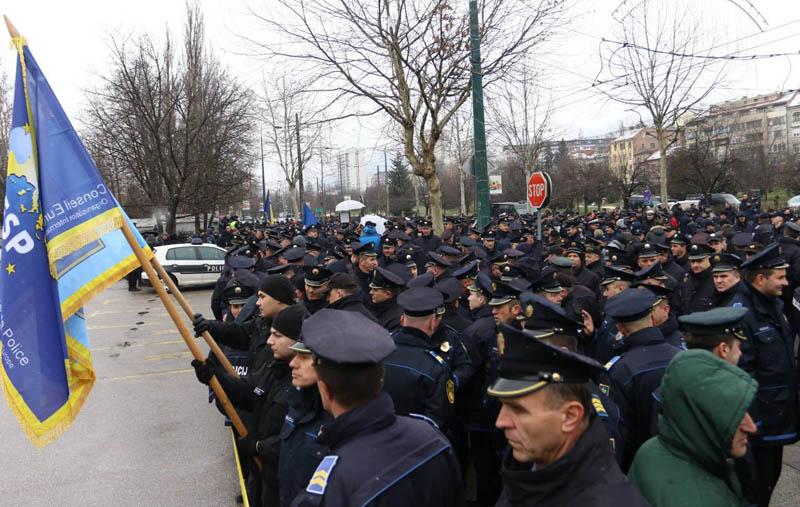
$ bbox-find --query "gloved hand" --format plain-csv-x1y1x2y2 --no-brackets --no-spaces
192,313,212,337
191,359,215,385
238,434,259,458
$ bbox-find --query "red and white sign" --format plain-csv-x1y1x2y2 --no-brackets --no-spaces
527,171,552,208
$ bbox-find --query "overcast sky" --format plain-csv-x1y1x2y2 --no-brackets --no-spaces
2,0,799,185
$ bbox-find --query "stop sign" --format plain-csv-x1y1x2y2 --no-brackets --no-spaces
527,171,552,208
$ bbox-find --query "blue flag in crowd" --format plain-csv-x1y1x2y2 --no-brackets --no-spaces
0,35,151,446
302,203,318,227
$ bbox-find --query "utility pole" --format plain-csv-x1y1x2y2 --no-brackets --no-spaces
469,0,490,229
384,151,390,215
260,129,266,222
296,113,304,207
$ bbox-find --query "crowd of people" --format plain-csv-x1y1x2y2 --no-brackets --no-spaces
183,196,800,506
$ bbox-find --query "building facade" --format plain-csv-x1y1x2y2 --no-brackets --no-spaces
336,148,368,196
608,127,660,179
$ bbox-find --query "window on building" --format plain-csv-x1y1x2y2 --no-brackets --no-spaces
793,112,800,124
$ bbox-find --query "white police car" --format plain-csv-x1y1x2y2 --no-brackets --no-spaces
142,243,227,289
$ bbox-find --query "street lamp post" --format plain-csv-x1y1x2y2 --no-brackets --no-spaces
469,0,490,229
296,113,304,208
260,129,267,222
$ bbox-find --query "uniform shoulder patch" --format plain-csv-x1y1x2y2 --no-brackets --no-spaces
427,350,445,366
731,302,743,309
604,356,621,371
592,395,608,417
306,455,338,495
598,383,610,396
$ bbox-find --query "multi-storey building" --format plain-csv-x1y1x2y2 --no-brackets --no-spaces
608,127,660,178
684,91,800,158
336,148,368,196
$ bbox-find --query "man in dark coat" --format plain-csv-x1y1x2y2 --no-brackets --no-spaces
368,266,406,331
291,309,464,507
325,272,378,323
489,324,648,507
678,243,715,315
729,244,800,506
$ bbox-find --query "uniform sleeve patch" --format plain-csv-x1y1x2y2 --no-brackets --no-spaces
598,383,610,396
427,350,445,365
306,455,338,495
592,395,608,417
604,356,621,371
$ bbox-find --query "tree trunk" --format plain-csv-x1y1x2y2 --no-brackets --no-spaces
425,170,444,233
288,181,300,218
413,177,420,214
194,213,201,234
459,167,467,215
166,199,179,236
658,130,669,211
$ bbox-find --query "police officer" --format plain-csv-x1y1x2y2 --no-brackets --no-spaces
710,253,743,307
588,266,637,364
368,266,406,331
489,325,648,506
383,287,455,432
351,242,378,302
303,265,332,314
678,242,715,314
729,243,799,506
414,218,442,254
565,241,601,296
278,327,334,507
520,293,625,465
604,288,681,470
461,273,504,506
291,309,464,506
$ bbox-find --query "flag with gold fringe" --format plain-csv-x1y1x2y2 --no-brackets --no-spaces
0,33,151,446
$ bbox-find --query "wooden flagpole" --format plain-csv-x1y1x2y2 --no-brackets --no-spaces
119,221,260,467
150,257,239,378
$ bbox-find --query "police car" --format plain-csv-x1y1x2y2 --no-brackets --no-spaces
141,243,226,289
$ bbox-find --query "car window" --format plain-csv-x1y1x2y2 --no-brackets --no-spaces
196,246,226,261
166,247,197,261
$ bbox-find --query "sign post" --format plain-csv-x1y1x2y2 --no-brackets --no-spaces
527,171,552,241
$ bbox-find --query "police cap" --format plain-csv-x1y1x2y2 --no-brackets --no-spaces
530,267,563,293
678,307,749,341
304,265,332,287
397,287,444,316
223,282,255,305
711,253,742,272
452,260,479,280
353,242,378,257
636,242,659,259
437,245,461,256
635,261,667,281
488,324,603,398
426,252,453,268
519,293,583,337
687,243,714,260
740,242,789,270
489,278,528,306
434,277,465,304
605,287,657,322
369,267,406,290
600,265,637,286
283,247,307,263
468,272,494,299
302,309,396,364
407,271,435,288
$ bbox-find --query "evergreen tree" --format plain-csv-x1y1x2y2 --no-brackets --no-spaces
387,152,414,215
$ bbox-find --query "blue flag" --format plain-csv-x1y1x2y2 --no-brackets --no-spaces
302,203,318,227
1,36,151,446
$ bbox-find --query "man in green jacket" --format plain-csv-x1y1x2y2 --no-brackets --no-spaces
628,348,758,506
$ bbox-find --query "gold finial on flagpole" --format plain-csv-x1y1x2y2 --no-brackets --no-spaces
4,15,20,40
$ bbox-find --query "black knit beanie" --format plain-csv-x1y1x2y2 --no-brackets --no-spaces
259,274,297,305
271,304,308,341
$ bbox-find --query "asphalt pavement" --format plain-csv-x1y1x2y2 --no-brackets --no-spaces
0,283,239,507
2,281,800,505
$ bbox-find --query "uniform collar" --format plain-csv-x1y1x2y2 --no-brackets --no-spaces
317,392,396,449
622,326,666,348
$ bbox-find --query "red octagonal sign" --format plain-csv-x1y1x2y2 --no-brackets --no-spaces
527,171,552,208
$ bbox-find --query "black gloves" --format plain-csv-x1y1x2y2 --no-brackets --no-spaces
192,313,212,337
238,434,259,458
191,359,215,385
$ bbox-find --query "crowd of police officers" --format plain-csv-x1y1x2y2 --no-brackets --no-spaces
183,196,800,506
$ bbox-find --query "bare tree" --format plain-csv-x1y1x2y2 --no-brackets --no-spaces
444,110,474,215
84,4,254,234
597,1,724,209
259,73,323,217
248,0,565,232
489,67,552,183
0,69,12,219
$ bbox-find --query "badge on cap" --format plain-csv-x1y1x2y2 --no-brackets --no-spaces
525,304,534,318
497,332,505,356
312,268,319,276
